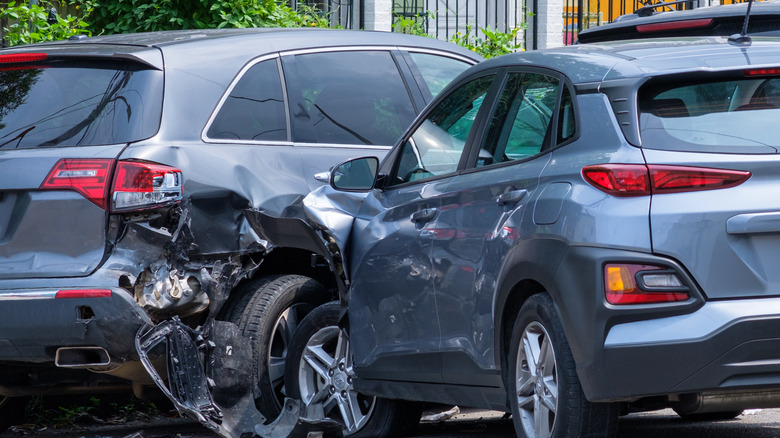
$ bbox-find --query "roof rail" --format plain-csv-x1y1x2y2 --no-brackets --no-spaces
634,0,693,17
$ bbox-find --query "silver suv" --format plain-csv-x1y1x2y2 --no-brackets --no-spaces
0,28,480,431
296,36,780,438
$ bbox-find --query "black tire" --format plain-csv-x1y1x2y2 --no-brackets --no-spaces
675,410,743,422
286,301,421,437
507,294,618,438
0,396,27,431
229,274,330,421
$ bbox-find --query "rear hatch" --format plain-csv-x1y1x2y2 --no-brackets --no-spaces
640,68,780,299
0,45,163,279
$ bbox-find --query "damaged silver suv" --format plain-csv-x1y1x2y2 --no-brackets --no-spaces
0,28,480,431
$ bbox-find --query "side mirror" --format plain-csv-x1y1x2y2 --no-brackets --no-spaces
330,156,379,191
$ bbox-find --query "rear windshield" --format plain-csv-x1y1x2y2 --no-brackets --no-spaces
639,76,780,153
0,60,162,149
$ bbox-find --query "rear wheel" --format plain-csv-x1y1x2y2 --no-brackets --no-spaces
0,396,27,431
229,274,329,421
286,302,421,437
508,294,618,438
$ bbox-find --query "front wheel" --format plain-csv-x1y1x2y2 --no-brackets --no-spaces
507,294,618,438
286,302,421,437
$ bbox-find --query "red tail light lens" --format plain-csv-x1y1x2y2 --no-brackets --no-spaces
745,67,780,77
0,53,47,63
112,161,183,212
582,164,650,196
605,264,689,305
583,164,750,197
41,159,183,212
636,18,713,34
40,159,115,209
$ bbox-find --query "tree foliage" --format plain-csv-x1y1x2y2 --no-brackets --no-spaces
82,0,331,34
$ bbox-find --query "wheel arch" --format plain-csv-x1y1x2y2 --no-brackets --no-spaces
494,238,571,379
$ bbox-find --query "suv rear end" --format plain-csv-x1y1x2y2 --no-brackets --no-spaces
0,46,172,368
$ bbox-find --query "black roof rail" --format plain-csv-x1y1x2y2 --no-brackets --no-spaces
634,0,694,17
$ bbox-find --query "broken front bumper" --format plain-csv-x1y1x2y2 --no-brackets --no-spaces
136,317,344,438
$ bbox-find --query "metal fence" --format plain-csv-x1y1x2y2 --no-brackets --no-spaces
392,0,528,42
562,0,753,44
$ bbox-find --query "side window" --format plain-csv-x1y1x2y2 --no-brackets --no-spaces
479,73,560,167
558,85,576,143
287,51,417,146
391,75,494,185
408,52,473,99
207,58,287,142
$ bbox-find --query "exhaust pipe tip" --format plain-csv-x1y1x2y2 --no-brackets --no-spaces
55,346,111,368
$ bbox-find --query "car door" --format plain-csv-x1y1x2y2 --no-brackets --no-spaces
345,73,499,383
426,70,576,385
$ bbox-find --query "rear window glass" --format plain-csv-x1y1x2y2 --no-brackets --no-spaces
0,60,162,149
638,76,780,153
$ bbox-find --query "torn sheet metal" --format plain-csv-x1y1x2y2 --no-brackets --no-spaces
136,317,344,438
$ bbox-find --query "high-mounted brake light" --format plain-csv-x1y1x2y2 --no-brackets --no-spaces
636,18,713,34
582,164,750,197
0,53,47,64
605,264,688,305
55,289,112,299
40,159,114,209
745,67,780,77
112,161,183,212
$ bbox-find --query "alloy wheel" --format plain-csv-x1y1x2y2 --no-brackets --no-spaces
297,325,376,434
515,321,559,438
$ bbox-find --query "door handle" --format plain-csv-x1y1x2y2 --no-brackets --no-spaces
497,189,527,206
411,208,438,223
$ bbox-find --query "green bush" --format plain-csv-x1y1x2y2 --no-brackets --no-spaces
450,25,525,58
80,0,332,35
0,0,90,46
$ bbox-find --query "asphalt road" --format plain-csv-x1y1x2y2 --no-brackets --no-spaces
4,408,780,438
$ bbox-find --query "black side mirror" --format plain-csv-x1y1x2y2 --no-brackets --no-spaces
330,156,379,191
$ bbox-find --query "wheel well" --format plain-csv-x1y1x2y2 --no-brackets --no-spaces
500,279,547,372
218,248,338,320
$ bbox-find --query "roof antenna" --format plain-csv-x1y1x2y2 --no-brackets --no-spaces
729,0,755,46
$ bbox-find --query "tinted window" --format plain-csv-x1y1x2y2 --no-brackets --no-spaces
0,61,162,149
639,77,780,152
392,75,494,185
207,58,287,142
479,73,559,167
408,52,473,98
287,51,416,146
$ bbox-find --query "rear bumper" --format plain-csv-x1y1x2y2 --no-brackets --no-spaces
0,287,152,364
593,299,780,402
556,245,780,403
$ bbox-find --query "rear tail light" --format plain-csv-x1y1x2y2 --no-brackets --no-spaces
41,159,182,212
112,161,182,212
41,159,114,209
582,164,750,197
605,264,689,305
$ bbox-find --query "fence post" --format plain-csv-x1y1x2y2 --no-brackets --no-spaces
364,0,394,30
534,0,564,48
